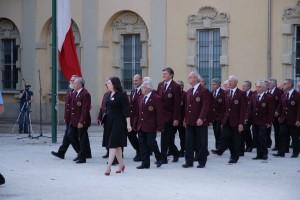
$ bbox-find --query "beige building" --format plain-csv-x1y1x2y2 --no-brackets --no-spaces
0,0,299,123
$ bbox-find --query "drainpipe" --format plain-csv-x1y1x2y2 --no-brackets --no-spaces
267,0,271,78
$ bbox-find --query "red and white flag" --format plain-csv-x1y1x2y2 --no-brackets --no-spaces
57,0,82,81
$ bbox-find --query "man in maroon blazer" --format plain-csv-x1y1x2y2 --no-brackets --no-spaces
267,78,284,151
128,74,143,162
247,80,275,160
210,78,226,150
135,81,164,169
182,71,210,168
69,77,92,163
172,80,187,157
273,79,300,158
156,67,181,163
240,80,254,155
51,75,80,159
212,75,247,164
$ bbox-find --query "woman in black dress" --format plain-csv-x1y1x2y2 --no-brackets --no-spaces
104,77,131,175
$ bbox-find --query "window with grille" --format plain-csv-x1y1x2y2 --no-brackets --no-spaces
122,34,142,91
197,29,221,90
1,39,18,90
294,25,300,86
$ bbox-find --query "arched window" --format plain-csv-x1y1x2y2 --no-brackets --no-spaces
0,18,21,90
187,7,230,90
112,12,148,91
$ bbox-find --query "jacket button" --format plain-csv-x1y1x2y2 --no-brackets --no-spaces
189,111,191,113
141,119,143,121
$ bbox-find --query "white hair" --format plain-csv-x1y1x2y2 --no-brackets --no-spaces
142,81,153,91
229,75,239,82
143,77,152,82
189,71,202,82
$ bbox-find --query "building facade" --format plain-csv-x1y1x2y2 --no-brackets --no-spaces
0,0,299,123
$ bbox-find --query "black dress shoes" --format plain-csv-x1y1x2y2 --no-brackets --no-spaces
182,163,193,168
133,154,142,162
252,156,262,160
73,156,79,161
172,155,179,162
197,164,205,168
211,149,222,156
51,151,65,159
102,152,109,158
272,147,278,151
273,153,285,157
86,154,92,159
75,160,86,164
136,165,150,169
291,154,299,158
156,160,163,168
228,159,237,164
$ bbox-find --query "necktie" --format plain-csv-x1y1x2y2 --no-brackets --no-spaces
213,90,217,98
257,94,261,102
133,88,138,99
286,93,289,101
143,96,147,104
163,83,168,92
190,88,194,99
229,90,233,101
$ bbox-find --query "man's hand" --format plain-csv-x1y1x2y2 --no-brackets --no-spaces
295,121,300,127
78,123,83,128
97,120,101,125
266,124,271,128
274,112,279,117
238,124,244,132
173,120,179,127
196,119,203,126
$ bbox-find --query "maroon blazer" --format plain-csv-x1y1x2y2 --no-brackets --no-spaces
277,90,300,125
270,87,284,107
222,88,247,127
179,90,187,126
135,92,165,132
64,88,73,124
70,88,91,128
129,88,142,125
209,88,226,122
184,85,210,126
156,80,181,123
247,93,275,126
97,91,110,122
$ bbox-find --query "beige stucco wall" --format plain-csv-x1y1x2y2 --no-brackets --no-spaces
0,0,299,123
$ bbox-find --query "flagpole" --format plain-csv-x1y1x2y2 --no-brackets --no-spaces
52,0,57,143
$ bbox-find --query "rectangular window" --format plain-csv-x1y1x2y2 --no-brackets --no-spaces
122,34,142,91
1,39,18,90
294,25,300,85
197,29,221,90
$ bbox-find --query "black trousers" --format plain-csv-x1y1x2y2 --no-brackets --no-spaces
252,125,268,156
128,130,140,153
278,123,300,155
173,126,186,152
161,122,179,160
185,125,208,165
240,122,253,152
218,123,241,161
58,124,79,155
138,131,162,167
69,125,91,161
213,120,222,149
272,117,280,148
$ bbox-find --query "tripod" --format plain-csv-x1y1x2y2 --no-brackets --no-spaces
12,101,38,139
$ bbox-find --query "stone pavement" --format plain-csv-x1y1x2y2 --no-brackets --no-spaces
0,123,299,200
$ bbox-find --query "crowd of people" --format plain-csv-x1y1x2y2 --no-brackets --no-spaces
51,67,300,175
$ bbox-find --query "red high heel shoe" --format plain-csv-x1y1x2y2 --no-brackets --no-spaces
116,165,125,173
104,169,111,176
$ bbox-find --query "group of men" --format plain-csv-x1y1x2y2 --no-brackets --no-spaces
126,68,300,168
52,67,300,169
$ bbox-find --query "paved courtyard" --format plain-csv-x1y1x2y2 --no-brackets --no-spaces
0,123,299,200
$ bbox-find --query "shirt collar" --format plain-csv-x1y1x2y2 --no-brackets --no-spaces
246,90,251,96
76,88,83,95
271,87,276,94
288,89,294,96
231,87,237,94
214,87,221,95
193,83,200,91
144,92,152,102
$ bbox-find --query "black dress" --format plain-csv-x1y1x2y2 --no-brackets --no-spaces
106,91,129,148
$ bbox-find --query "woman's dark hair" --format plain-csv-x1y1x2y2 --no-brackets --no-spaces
108,77,123,92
